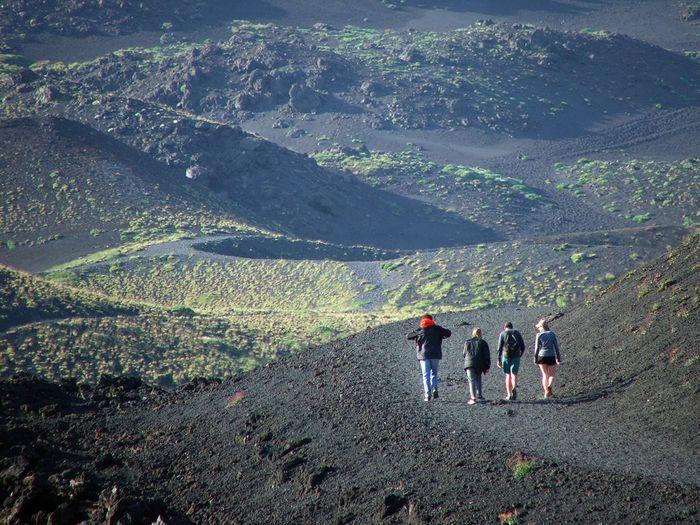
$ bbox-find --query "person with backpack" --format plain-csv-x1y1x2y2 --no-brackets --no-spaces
496,322,525,400
534,318,562,399
463,327,490,405
406,314,452,401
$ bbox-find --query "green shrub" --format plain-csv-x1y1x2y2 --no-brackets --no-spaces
630,213,652,223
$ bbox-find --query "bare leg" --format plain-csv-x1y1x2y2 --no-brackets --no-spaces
538,364,548,396
512,374,518,390
546,365,556,389
505,374,512,398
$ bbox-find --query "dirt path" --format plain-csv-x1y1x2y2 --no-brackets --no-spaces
384,312,700,486
80,306,693,524
2,304,697,523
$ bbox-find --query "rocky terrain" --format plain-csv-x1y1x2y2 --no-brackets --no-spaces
5,20,698,137
1,235,698,524
0,1,698,523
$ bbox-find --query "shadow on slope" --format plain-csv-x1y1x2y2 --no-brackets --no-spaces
555,233,699,449
0,115,496,272
0,116,257,271
52,100,497,249
193,236,401,261
0,265,137,332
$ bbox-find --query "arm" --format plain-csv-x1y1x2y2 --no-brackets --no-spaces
442,327,452,338
407,330,418,341
516,331,526,357
483,341,491,372
534,333,541,362
553,333,562,362
496,332,504,362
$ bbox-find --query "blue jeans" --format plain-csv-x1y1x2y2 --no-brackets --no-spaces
420,359,440,398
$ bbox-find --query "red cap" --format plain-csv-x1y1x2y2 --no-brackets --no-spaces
420,317,436,328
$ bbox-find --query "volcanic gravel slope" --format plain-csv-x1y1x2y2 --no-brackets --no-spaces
1,238,698,524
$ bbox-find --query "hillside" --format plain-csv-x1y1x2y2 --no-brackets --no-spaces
1,236,697,524
44,225,685,316
0,116,260,270
556,233,700,448
0,264,136,332
8,21,699,137
0,2,697,523
0,112,492,273
0,264,377,385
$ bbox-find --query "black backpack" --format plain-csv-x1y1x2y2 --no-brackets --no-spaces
504,331,520,357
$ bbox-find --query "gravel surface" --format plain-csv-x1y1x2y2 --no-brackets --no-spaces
2,276,698,523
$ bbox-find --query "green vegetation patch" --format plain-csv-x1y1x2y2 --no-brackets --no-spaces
552,158,699,226
0,311,378,385
314,148,546,234
49,255,367,314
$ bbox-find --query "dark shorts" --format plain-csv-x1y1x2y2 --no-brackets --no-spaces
536,356,557,366
501,357,520,375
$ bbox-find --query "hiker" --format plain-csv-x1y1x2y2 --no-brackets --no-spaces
407,314,451,401
463,327,490,405
497,322,525,400
534,318,562,399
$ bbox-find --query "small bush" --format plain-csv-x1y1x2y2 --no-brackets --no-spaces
226,391,247,408
630,213,652,223
498,508,521,525
172,305,196,317
510,451,537,479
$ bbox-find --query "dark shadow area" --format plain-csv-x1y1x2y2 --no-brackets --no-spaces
397,0,600,15
193,236,401,261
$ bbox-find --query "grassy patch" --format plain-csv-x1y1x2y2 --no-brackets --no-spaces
314,148,545,233
552,158,699,226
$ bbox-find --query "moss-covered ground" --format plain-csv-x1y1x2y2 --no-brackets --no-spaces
0,263,380,384
550,158,699,227
313,148,547,235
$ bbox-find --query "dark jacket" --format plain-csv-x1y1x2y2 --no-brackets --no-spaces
407,325,451,360
463,336,490,372
497,329,525,361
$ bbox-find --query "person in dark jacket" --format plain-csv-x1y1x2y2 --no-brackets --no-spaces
496,322,525,401
407,314,451,401
534,318,562,399
463,327,490,405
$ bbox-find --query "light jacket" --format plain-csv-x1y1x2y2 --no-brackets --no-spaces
534,330,561,361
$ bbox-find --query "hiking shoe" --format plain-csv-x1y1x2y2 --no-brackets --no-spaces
511,388,517,401
547,387,554,398
478,395,485,401
467,399,476,405
424,395,431,402
432,389,439,399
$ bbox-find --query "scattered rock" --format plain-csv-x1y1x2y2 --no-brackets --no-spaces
185,164,204,180
398,48,420,63
378,493,407,519
34,85,59,105
288,83,322,112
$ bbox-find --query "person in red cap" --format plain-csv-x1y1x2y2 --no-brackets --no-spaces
407,314,452,401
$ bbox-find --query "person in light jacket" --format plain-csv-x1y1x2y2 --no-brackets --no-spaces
534,318,562,399
463,327,490,405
